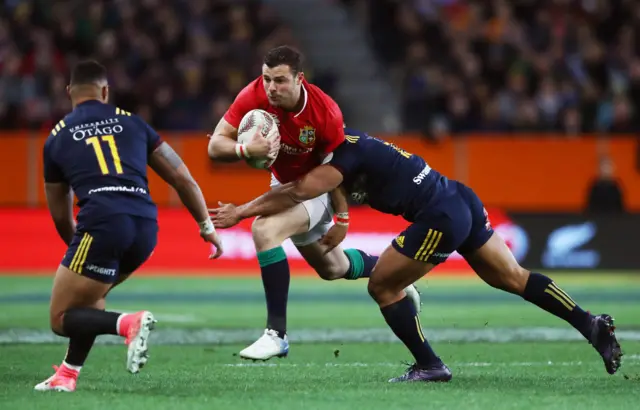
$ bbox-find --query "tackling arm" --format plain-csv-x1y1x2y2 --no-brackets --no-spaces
236,165,345,220
323,152,349,221
319,107,349,221
329,185,349,222
44,182,76,245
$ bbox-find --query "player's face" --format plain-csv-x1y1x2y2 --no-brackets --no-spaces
262,64,302,109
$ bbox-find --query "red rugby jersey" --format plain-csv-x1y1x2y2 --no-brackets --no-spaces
223,77,345,183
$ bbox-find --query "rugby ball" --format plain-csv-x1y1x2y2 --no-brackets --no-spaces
237,109,280,169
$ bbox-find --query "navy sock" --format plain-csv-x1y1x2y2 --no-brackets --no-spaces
344,249,378,280
522,272,593,339
63,308,121,337
62,308,122,367
65,336,96,367
257,246,290,337
381,296,442,367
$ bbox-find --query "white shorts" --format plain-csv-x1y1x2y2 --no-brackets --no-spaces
270,174,334,246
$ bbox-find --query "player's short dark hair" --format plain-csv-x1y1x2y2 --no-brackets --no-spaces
263,46,303,74
70,60,108,86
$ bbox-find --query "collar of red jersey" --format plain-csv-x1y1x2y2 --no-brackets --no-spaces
293,83,308,118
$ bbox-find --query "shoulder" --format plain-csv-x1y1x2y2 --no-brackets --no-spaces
235,77,268,107
44,117,70,152
112,105,144,125
112,106,150,130
114,105,133,117
343,127,370,140
43,133,57,154
305,81,341,120
49,117,69,137
224,77,269,127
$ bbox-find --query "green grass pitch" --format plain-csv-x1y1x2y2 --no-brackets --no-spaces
0,272,639,409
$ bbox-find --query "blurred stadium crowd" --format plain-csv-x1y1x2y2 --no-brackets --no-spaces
347,0,640,135
0,0,302,131
1,0,638,135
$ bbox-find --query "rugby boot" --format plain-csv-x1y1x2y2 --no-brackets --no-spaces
388,363,452,383
405,284,422,313
589,314,623,375
123,310,157,374
239,329,289,361
34,364,78,392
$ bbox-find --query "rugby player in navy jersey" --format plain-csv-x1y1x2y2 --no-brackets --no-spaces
211,128,622,383
36,60,223,392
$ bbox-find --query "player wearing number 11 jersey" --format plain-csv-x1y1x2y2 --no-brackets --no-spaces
36,60,223,392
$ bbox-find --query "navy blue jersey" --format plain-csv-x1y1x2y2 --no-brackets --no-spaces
43,101,160,224
330,128,455,222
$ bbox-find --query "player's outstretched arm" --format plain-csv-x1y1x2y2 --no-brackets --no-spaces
241,164,344,218
211,165,344,229
149,141,223,258
44,182,76,245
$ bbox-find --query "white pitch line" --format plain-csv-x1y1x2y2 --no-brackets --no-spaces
2,327,640,344
151,313,199,323
222,358,640,368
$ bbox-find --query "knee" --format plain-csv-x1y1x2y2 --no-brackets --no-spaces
50,311,65,336
251,216,284,249
316,265,345,281
367,280,381,301
488,265,530,294
367,278,395,305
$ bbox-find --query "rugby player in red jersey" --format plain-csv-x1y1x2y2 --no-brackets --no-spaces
207,46,420,360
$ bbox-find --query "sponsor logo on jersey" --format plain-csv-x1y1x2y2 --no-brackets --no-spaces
412,164,432,185
281,144,313,155
298,125,316,146
483,207,492,231
87,185,148,195
71,118,124,141
350,191,368,205
86,264,116,276
349,174,368,204
432,252,451,259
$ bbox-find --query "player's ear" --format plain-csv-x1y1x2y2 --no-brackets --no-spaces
101,85,109,103
296,71,304,85
65,85,71,100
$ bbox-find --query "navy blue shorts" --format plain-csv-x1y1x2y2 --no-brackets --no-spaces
61,215,158,283
392,182,494,265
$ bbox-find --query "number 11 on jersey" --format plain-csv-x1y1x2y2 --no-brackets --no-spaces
86,135,123,175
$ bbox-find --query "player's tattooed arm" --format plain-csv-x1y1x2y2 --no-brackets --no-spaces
207,118,241,162
236,165,344,219
152,141,183,168
149,142,210,225
44,182,76,245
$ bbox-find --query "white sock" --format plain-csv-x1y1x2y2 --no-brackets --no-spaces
116,313,128,336
62,361,82,373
